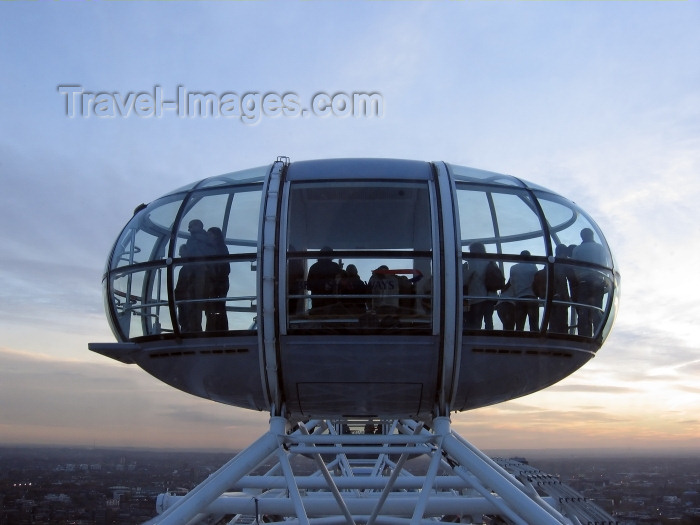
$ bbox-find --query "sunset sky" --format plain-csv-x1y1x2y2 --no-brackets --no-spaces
1,1,699,454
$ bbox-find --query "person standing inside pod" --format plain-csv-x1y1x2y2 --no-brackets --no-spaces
368,265,400,312
509,250,539,331
175,244,194,332
181,219,210,332
339,264,367,314
572,228,607,337
462,242,497,330
307,247,342,312
205,227,230,331
496,281,515,330
549,244,574,334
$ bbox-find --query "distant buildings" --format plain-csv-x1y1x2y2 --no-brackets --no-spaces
1,447,699,525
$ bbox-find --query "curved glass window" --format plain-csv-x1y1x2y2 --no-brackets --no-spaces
456,185,547,257
535,192,613,268
109,265,171,338
106,195,183,339
103,161,618,344
111,196,182,269
448,163,525,188
284,180,433,334
174,188,260,257
105,183,263,341
453,175,616,340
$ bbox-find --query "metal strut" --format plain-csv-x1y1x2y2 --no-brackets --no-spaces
147,417,617,525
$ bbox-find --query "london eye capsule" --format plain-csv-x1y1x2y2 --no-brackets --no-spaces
89,157,619,421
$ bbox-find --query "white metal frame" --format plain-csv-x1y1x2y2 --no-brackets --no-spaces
146,417,616,525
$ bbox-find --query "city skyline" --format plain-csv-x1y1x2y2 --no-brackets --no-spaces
1,1,699,453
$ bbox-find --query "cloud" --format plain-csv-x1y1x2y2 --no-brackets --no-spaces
547,382,637,393
677,384,700,394
1,1,699,453
0,347,267,449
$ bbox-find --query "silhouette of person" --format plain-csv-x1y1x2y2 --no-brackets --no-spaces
549,244,574,334
368,265,399,312
415,274,432,315
185,219,210,256
509,250,539,331
572,228,607,336
178,219,210,332
566,243,579,329
205,227,230,331
175,244,195,332
307,247,342,311
462,242,497,330
339,264,367,314
496,281,515,330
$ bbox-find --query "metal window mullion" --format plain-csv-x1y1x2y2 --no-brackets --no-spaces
258,160,285,414
433,162,461,416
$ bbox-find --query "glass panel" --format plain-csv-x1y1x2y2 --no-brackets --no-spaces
536,193,613,268
455,186,546,257
225,190,262,254
287,182,432,251
547,261,577,335
463,252,615,339
491,192,546,257
163,165,268,195
111,265,171,339
174,258,257,333
448,163,524,187
197,166,269,188
286,180,432,333
175,187,262,257
175,193,230,258
109,186,262,340
601,271,620,341
169,185,261,335
111,196,182,269
569,265,614,338
456,190,496,246
463,253,544,332
505,255,542,332
287,254,432,333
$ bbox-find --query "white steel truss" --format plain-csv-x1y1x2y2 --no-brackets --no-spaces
146,417,616,525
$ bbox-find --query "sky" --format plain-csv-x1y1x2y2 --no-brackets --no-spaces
1,1,699,455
